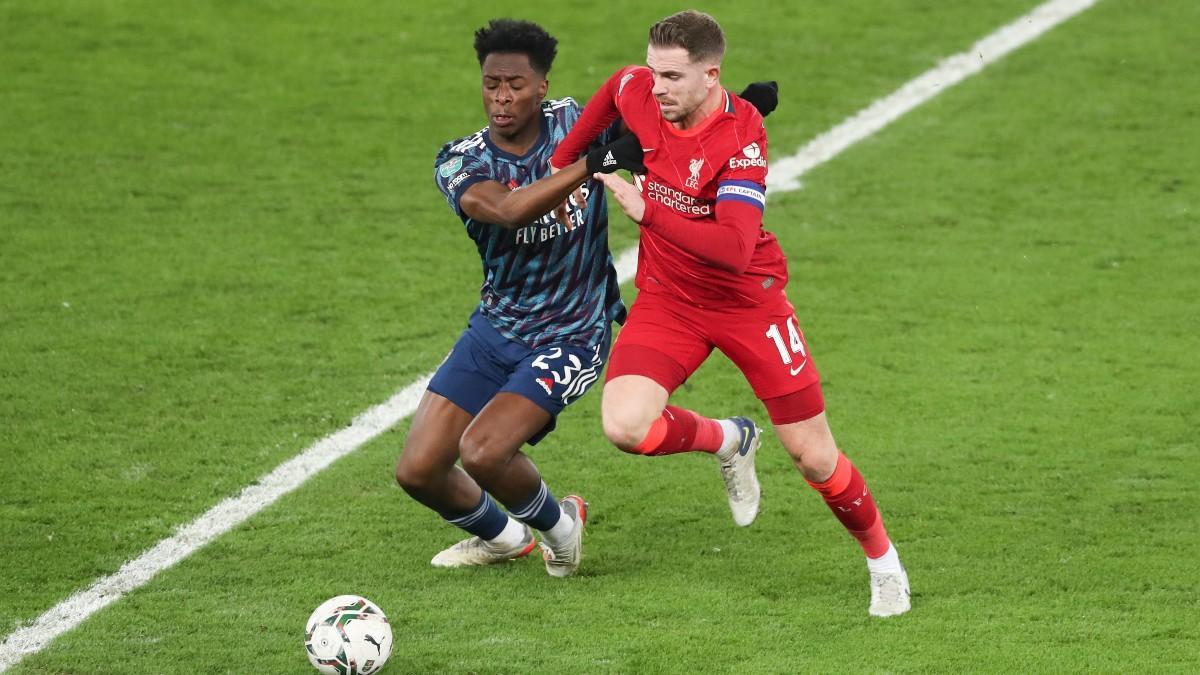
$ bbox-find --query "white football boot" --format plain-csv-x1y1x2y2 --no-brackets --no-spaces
539,495,588,578
430,525,537,568
868,566,911,617
718,417,762,527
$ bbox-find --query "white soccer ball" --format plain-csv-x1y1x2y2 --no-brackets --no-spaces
304,595,393,674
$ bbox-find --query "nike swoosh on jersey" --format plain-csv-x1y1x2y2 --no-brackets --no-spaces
789,361,807,376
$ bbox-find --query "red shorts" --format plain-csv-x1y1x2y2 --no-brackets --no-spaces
606,289,825,424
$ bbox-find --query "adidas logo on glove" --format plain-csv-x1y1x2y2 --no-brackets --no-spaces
602,151,617,167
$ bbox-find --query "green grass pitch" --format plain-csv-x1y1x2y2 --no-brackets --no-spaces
1,0,1197,672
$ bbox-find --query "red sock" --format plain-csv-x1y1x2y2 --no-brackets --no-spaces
630,405,724,455
807,452,892,558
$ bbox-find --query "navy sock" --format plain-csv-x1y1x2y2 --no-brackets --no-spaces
508,481,562,532
440,492,508,540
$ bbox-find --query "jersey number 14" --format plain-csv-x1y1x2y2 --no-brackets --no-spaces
765,316,807,366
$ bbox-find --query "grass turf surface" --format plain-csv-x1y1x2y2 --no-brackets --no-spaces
2,0,1198,671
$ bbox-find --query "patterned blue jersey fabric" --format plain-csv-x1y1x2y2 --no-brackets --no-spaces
434,98,626,349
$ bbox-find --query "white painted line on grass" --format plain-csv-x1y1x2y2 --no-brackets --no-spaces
0,373,428,672
612,245,639,284
768,0,1098,192
0,0,1096,669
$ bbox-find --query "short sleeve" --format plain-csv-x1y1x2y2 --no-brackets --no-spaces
433,149,491,220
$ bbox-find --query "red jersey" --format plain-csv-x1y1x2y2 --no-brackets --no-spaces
552,66,788,308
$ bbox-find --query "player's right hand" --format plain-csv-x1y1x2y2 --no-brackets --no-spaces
594,172,646,224
586,134,647,175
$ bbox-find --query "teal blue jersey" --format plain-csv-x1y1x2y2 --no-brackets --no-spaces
434,98,625,349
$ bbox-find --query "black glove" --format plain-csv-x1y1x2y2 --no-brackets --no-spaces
739,81,778,118
586,133,647,174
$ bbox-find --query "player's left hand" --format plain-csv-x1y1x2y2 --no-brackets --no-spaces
739,81,778,118
593,172,646,224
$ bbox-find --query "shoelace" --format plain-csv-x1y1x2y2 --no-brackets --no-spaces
720,458,743,499
872,575,907,602
539,541,572,565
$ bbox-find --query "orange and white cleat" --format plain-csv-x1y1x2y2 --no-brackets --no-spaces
539,495,588,578
430,525,537,568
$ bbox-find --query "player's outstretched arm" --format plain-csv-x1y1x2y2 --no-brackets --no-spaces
594,172,761,274
459,135,647,229
459,160,590,229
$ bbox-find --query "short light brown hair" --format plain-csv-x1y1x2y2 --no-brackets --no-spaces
648,10,725,64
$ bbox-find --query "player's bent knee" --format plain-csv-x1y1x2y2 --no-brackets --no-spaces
601,412,651,453
604,393,662,451
777,426,839,481
792,445,838,482
395,453,435,494
773,408,840,480
458,435,506,479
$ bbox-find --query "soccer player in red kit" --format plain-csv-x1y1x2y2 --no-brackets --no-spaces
550,10,910,616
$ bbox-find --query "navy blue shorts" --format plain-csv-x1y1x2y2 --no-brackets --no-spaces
427,311,611,445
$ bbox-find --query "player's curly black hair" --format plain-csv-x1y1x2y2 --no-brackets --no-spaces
473,19,558,76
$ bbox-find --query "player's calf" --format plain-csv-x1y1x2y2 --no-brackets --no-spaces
611,404,736,457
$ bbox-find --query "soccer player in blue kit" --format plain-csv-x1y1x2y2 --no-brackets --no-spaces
395,19,778,577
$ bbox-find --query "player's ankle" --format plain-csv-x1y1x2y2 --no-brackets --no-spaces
538,509,575,548
715,419,740,460
487,517,527,550
866,542,904,575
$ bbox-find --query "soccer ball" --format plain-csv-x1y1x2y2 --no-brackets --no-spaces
304,595,393,674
